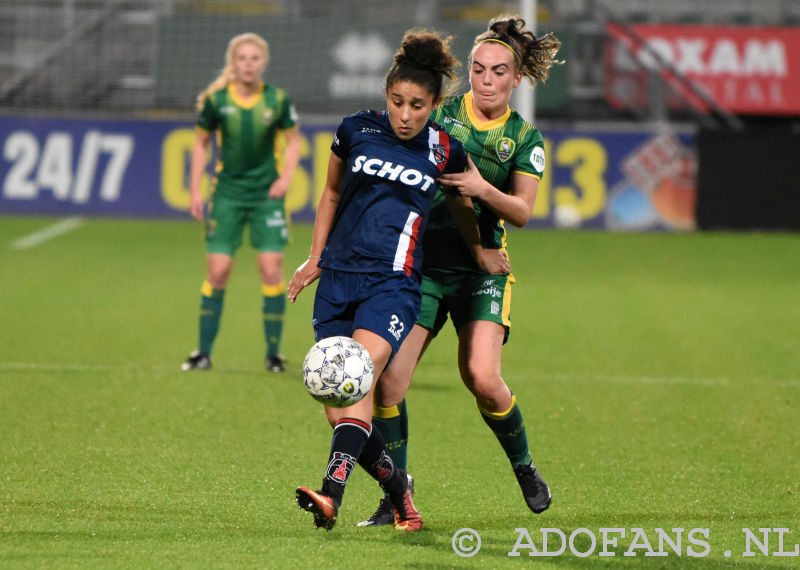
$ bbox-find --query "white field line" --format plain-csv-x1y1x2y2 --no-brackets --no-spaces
0,362,116,372
0,362,253,375
10,217,84,250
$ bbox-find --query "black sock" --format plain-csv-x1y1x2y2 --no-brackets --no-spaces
358,426,405,498
323,418,371,506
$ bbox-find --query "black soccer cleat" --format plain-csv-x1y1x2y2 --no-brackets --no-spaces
266,354,286,373
181,350,211,371
356,495,394,527
513,462,551,514
358,471,415,527
296,486,338,531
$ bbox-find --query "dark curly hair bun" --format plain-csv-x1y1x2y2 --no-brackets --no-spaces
385,29,460,101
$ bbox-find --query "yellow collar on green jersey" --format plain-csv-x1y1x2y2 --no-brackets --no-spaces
228,82,264,109
465,91,512,131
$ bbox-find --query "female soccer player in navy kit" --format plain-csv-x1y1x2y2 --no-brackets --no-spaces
360,17,563,526
287,30,465,531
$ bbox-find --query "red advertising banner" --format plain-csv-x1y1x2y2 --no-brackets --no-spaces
605,24,800,116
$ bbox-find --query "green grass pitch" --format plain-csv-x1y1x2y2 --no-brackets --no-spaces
1,216,799,568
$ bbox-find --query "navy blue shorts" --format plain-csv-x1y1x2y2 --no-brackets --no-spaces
312,269,421,360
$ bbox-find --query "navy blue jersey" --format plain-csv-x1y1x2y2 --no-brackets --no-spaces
321,110,466,279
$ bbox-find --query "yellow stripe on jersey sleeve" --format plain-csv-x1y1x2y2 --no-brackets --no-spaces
513,170,542,180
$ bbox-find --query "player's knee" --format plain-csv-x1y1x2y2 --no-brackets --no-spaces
208,273,230,288
207,264,233,287
462,366,506,401
460,360,497,389
260,267,283,285
472,376,502,399
473,381,512,414
375,370,407,407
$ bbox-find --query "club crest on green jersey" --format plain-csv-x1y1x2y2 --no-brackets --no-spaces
263,109,274,125
495,137,515,162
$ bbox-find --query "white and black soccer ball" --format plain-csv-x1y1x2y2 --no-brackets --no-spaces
302,336,374,407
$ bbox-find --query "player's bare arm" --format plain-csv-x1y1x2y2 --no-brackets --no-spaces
287,153,344,302
439,154,538,227
189,129,212,221
269,126,301,199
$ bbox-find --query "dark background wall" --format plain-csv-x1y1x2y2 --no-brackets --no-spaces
696,125,800,231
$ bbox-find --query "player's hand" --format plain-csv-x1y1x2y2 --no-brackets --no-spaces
438,154,490,200
288,257,322,303
475,248,511,275
268,177,290,199
189,193,205,221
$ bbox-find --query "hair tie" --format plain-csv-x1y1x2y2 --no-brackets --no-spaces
476,38,521,66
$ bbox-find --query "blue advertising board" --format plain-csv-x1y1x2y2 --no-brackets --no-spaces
0,115,697,231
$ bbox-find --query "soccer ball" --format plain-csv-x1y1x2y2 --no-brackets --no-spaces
302,336,374,407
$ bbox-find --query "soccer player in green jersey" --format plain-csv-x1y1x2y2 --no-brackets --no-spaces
360,17,562,525
181,33,300,373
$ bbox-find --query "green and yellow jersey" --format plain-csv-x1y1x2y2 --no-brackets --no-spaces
197,82,297,204
425,91,545,272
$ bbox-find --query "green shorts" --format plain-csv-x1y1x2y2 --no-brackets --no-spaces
205,195,288,256
417,269,513,342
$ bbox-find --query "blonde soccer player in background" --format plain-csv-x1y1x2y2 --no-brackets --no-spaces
182,32,300,373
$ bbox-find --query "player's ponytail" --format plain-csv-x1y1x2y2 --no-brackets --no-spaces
196,32,269,112
473,17,562,86
385,29,460,102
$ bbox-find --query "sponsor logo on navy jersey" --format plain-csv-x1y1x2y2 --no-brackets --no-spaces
352,155,436,192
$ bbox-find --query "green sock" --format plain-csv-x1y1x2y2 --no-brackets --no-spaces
262,283,286,358
479,396,532,468
199,281,225,356
372,399,408,471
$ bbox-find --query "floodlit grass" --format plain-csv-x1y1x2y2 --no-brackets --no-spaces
1,216,799,568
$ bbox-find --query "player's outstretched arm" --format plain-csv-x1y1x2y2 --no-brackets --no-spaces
440,154,538,227
287,153,344,302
